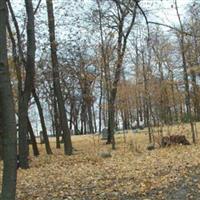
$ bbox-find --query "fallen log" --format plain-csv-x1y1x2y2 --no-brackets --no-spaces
161,135,190,147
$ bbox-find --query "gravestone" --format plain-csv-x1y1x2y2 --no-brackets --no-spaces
147,143,155,151
101,127,108,140
40,131,44,144
132,120,145,130
132,129,138,133
98,151,112,158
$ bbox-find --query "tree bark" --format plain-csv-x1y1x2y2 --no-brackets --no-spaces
98,70,103,133
0,0,17,198
88,105,94,134
54,97,61,148
175,0,195,143
0,108,3,160
46,0,72,155
92,104,97,133
27,117,39,156
32,88,52,154
142,51,152,143
18,0,36,169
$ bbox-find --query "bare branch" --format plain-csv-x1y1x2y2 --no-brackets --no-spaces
34,0,42,15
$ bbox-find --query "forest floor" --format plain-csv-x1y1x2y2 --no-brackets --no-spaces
2,123,200,200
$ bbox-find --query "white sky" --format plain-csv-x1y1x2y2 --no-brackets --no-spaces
11,0,194,31
141,0,192,23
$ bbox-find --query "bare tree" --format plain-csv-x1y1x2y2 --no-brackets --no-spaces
46,0,73,155
96,0,137,148
18,0,36,168
175,0,196,143
0,0,17,198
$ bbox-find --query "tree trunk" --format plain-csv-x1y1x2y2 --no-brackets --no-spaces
0,108,3,160
98,74,103,133
6,17,22,95
87,105,94,134
142,52,152,143
107,97,116,149
105,2,137,149
18,0,36,169
175,0,195,143
54,98,61,148
27,117,39,156
46,0,72,155
69,101,74,130
92,105,97,133
7,0,26,66
32,88,52,154
0,0,17,198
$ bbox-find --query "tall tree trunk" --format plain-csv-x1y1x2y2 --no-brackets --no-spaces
107,97,116,149
18,0,36,169
54,98,61,148
6,17,22,95
80,117,84,135
88,105,94,134
27,117,39,156
46,0,72,155
81,103,87,134
169,68,178,122
106,2,137,149
0,0,17,198
69,101,74,130
191,73,200,121
32,88,52,154
0,108,3,160
7,0,26,66
92,104,97,133
142,51,152,143
98,73,103,133
175,0,195,143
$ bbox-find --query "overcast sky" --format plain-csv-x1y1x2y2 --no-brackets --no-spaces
12,0,192,22
10,0,194,37
141,0,192,24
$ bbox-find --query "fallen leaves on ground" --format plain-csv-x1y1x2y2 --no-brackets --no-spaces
1,131,200,200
